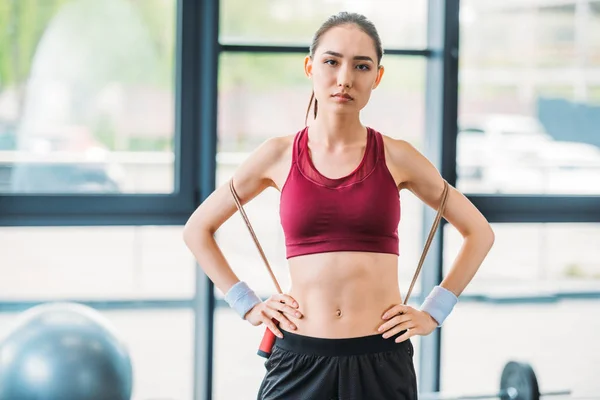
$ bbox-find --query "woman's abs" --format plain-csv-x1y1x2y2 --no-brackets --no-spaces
286,251,402,338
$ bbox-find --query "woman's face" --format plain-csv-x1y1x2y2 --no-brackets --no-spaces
305,24,384,118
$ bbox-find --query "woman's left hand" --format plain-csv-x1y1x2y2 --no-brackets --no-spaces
378,304,438,343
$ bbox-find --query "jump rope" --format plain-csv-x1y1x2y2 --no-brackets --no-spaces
229,178,449,358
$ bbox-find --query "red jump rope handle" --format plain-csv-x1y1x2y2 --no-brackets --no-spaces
257,319,279,358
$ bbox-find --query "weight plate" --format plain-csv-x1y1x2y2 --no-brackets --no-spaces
500,361,540,400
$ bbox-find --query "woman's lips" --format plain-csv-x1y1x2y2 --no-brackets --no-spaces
332,93,353,102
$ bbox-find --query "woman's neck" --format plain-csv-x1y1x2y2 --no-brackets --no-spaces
309,113,365,147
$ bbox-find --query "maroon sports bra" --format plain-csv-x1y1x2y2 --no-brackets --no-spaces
279,126,401,259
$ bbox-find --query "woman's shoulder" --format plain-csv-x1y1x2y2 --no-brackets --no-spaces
245,130,300,175
258,132,297,158
231,132,298,190
371,128,419,163
374,129,442,191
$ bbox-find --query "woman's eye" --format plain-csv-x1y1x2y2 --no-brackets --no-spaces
356,64,370,71
324,59,337,66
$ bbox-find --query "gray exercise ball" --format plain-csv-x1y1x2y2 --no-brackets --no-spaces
0,302,133,400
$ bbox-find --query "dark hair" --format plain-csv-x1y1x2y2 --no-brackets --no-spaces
305,12,384,125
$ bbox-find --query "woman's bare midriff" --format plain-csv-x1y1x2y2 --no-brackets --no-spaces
285,251,403,339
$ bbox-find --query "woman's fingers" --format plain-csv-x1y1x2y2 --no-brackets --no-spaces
378,314,411,334
381,320,414,339
275,294,299,308
265,307,297,331
255,294,302,337
268,298,303,319
382,304,413,319
394,329,413,344
261,312,283,338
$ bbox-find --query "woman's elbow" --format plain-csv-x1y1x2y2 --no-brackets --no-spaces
464,221,495,249
182,221,195,248
481,223,495,250
182,215,211,247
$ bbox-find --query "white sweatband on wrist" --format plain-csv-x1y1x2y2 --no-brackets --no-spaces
224,281,262,319
420,285,458,326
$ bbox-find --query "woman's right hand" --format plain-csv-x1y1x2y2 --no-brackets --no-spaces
245,294,303,338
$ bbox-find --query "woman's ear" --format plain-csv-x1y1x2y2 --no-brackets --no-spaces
304,55,313,78
372,65,385,89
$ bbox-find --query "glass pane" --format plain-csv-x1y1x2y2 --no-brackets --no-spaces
441,223,600,397
216,53,427,296
219,0,428,48
0,0,177,194
213,307,272,399
214,52,427,398
0,226,195,300
457,1,600,195
0,309,194,400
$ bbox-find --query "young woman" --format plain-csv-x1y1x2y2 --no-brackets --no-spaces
183,12,495,400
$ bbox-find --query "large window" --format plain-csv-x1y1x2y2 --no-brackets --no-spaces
213,3,433,398
0,3,193,399
219,0,428,48
445,1,600,398
0,226,194,300
0,0,177,195
0,225,195,398
215,53,428,292
214,53,430,396
441,223,600,397
456,0,600,195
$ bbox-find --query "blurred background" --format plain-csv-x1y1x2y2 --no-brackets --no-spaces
0,0,599,399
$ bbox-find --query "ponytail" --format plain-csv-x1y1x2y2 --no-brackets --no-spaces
304,91,318,126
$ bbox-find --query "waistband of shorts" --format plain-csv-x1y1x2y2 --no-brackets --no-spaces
274,329,411,357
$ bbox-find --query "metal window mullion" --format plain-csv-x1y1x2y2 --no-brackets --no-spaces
182,0,219,399
421,0,460,394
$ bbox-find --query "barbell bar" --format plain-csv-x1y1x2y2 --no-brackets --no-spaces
419,361,572,400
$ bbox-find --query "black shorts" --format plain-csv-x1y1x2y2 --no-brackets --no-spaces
257,329,418,400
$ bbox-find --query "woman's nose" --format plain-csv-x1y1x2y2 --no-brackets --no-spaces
337,66,353,88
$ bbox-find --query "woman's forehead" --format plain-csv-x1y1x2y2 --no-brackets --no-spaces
316,25,377,58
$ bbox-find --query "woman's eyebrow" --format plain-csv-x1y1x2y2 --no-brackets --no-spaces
323,50,374,63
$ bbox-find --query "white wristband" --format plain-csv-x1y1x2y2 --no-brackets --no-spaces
420,285,458,326
224,281,262,319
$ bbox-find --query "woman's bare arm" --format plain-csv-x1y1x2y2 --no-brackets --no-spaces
182,137,288,296
384,137,495,296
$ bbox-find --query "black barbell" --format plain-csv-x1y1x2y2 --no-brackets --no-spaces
420,361,571,400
